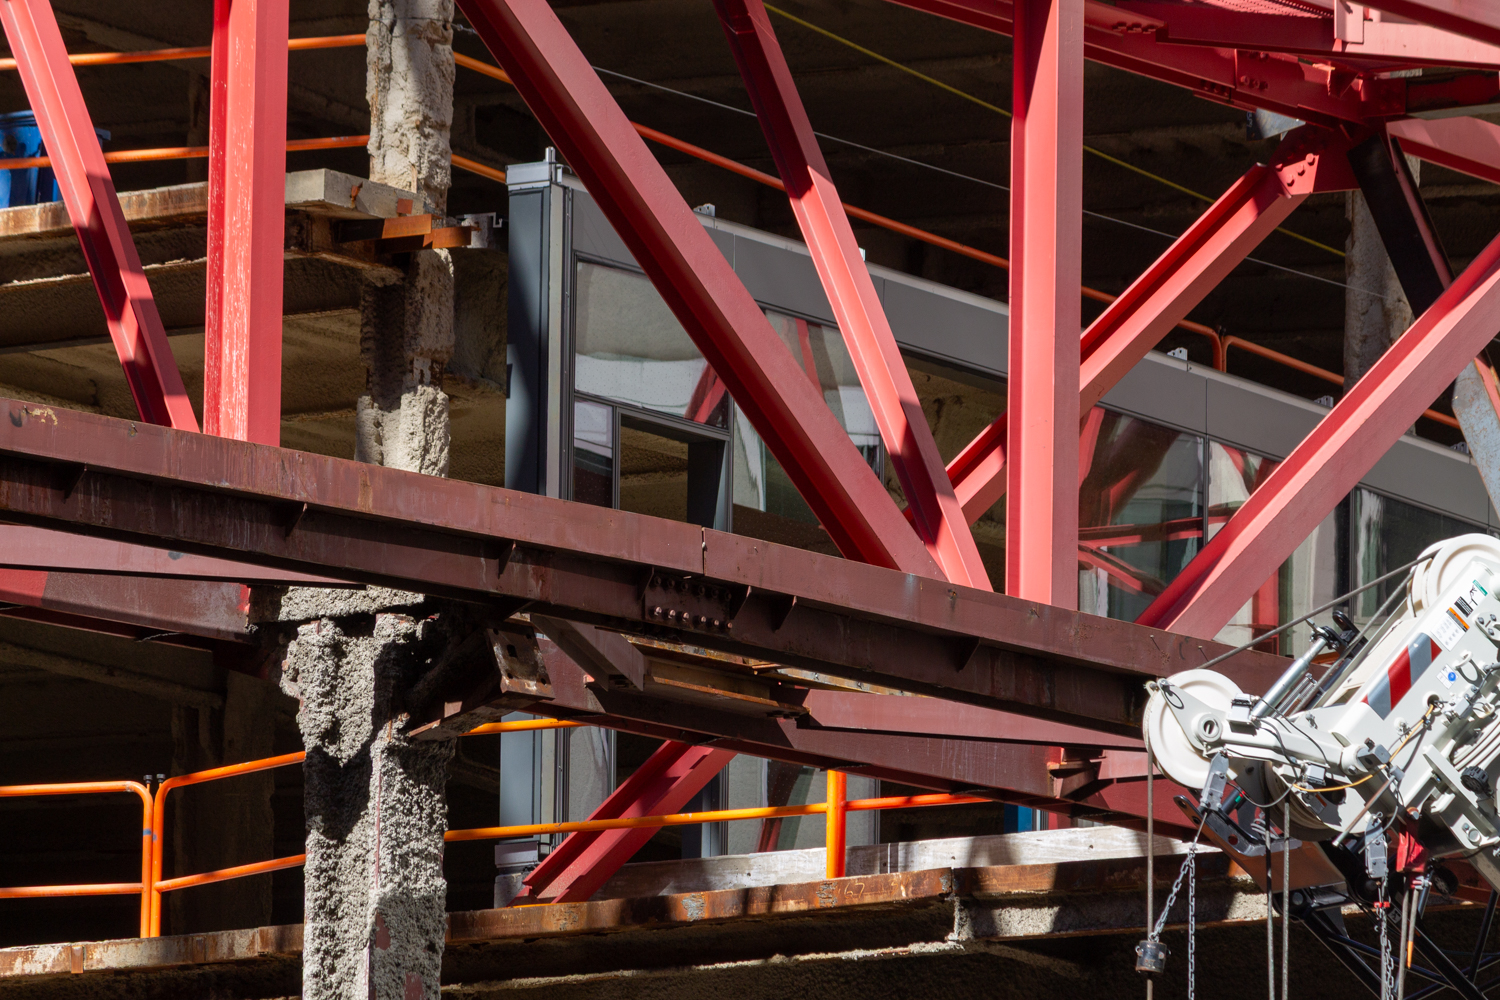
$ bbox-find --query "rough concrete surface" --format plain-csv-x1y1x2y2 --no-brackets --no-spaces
366,0,454,216
357,249,457,475
251,586,429,624
283,614,455,1000
1344,176,1415,391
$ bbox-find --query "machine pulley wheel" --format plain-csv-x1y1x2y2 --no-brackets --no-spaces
1144,668,1243,790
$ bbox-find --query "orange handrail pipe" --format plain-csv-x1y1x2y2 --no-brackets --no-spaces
0,780,152,935
0,137,509,184
442,790,990,843
146,717,578,935
0,33,369,72
137,787,992,914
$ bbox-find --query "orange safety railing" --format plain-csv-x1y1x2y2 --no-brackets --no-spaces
144,717,583,935
7,722,989,938
0,781,153,936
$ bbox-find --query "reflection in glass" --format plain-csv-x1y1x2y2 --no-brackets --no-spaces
1353,488,1482,619
573,262,728,428
734,310,883,525
1076,409,1203,621
572,399,614,508
1205,444,1339,656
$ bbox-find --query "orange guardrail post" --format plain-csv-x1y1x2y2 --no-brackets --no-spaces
825,770,847,879
0,781,153,936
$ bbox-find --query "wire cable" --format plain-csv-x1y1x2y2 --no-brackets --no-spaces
762,3,1346,259
591,65,1399,305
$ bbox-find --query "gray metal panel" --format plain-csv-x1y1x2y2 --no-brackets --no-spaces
1100,356,1207,435
1364,440,1492,526
505,188,548,494
706,225,735,265
731,235,835,324
1205,376,1323,460
880,279,1007,379
572,191,637,268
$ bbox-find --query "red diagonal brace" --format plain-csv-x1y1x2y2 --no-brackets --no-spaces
510,740,736,904
204,0,288,445
713,0,988,589
453,0,939,577
0,0,197,431
944,126,1354,524
1137,223,1500,638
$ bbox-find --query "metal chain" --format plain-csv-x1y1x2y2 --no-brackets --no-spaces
1283,801,1291,1000
1146,727,1154,1000
1188,848,1197,1000
1151,844,1200,941
1379,882,1394,1000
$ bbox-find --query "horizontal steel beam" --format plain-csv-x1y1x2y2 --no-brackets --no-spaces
535,644,1187,833
0,399,1287,734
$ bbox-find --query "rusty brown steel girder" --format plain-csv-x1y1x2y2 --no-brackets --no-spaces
0,399,1285,735
533,646,1190,834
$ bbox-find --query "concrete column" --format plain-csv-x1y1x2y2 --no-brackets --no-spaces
357,0,457,476
283,611,457,1000
284,10,461,996
1343,161,1419,391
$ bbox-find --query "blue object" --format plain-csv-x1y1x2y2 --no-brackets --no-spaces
0,110,110,208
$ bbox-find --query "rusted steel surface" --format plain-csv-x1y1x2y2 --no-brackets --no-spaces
0,567,252,642
451,867,959,943
0,923,301,976
0,855,1259,977
0,399,1285,733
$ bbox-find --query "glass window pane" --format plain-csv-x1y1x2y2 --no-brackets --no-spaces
1076,410,1203,621
573,261,727,428
762,310,881,467
571,399,614,508
1353,488,1484,619
1207,443,1338,656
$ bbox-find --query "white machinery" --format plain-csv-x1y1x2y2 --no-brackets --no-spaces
1147,533,1500,893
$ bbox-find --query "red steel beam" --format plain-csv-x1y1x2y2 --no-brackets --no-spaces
946,127,1355,524
881,0,1425,126
1116,1,1500,70
1137,223,1500,638
1387,116,1500,187
206,0,288,445
1359,0,1500,49
453,0,939,577
0,0,197,431
1006,0,1083,606
713,0,989,589
510,741,736,903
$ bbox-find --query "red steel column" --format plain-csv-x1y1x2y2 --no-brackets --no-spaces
452,0,939,576
1138,224,1500,638
1006,0,1083,605
203,0,231,437
713,0,989,589
0,0,198,431
208,0,288,445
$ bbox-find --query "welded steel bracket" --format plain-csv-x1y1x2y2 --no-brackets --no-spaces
406,625,553,739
